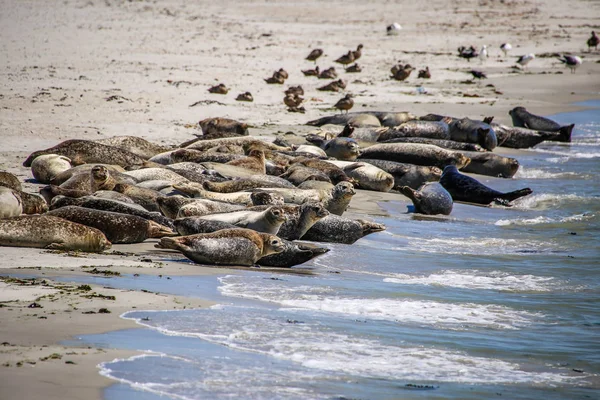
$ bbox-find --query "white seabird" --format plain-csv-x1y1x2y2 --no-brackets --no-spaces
500,43,512,57
516,53,535,69
479,45,488,63
386,23,402,36
558,55,582,73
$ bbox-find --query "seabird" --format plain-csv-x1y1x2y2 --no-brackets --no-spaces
235,92,253,102
418,66,431,79
334,94,354,114
352,44,363,62
391,65,414,81
264,70,286,84
558,55,582,73
317,79,347,92
208,83,229,94
386,22,402,36
346,63,362,73
318,67,338,79
479,45,488,63
277,68,289,80
469,70,487,79
302,66,320,76
458,46,478,62
516,53,535,69
587,31,599,51
335,50,355,70
285,85,304,97
500,43,512,57
284,94,304,109
306,48,323,63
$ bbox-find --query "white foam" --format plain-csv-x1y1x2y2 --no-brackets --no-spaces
531,148,600,159
496,213,594,226
383,270,557,292
514,168,582,179
402,235,558,255
511,193,593,210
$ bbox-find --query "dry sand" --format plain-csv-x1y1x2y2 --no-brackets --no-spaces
1,0,599,399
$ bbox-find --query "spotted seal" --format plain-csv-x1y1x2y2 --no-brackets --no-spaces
23,139,147,168
124,168,188,184
0,215,111,252
16,190,48,214
303,215,386,244
0,171,22,191
95,136,171,159
304,136,361,161
279,164,332,186
509,107,574,139
493,124,572,148
458,151,520,178
49,164,128,186
400,182,453,215
225,149,266,174
46,206,173,244
0,187,23,218
378,119,451,141
439,165,532,205
380,137,485,152
449,118,497,151
204,176,294,193
198,206,287,235
199,117,249,137
184,137,288,153
358,143,470,170
350,159,441,190
113,183,165,212
248,201,329,240
156,228,284,266
30,154,72,184
176,199,246,218
326,161,394,192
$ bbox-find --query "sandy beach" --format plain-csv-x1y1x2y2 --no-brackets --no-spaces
1,0,599,398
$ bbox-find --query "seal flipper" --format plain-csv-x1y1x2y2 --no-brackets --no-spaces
304,134,326,147
498,188,533,203
558,124,574,143
46,242,67,250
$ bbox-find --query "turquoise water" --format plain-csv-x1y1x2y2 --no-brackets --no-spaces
68,102,599,399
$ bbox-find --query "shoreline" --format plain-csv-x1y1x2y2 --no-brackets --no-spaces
1,0,600,398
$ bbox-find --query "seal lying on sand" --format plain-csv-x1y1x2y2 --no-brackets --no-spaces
459,151,520,178
0,187,22,218
46,206,174,244
377,119,451,142
0,171,22,191
351,159,441,190
198,206,287,235
358,143,470,169
380,137,485,152
304,136,361,161
509,107,574,140
204,176,295,193
30,154,72,184
303,215,385,244
400,182,453,215
156,228,284,266
449,118,497,151
0,215,111,252
439,165,532,205
248,201,329,240
493,124,572,148
95,136,171,159
325,161,395,192
23,139,147,168
171,218,328,268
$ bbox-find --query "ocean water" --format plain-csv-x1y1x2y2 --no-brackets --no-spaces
72,102,599,399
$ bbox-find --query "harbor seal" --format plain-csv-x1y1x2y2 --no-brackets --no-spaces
449,118,497,151
176,199,246,218
439,165,532,205
0,171,22,191
291,157,350,184
279,164,332,186
199,117,249,137
312,137,361,161
49,164,128,186
23,139,147,168
225,149,266,174
358,143,471,169
30,154,72,184
184,137,288,153
303,215,386,244
0,187,23,218
325,161,395,192
46,206,174,244
112,183,165,212
458,151,520,178
354,159,441,190
0,215,111,252
17,190,48,214
156,228,285,266
400,182,453,215
95,136,171,159
378,119,451,141
493,124,572,148
124,168,188,184
248,201,329,240
204,176,295,193
381,137,485,152
509,107,574,139
323,181,356,216
198,206,287,235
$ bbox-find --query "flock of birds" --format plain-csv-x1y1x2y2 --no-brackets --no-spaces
204,29,597,116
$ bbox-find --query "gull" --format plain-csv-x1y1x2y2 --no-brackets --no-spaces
386,22,402,36
306,48,323,63
479,45,488,63
587,31,599,51
558,55,582,73
516,53,535,70
500,43,512,57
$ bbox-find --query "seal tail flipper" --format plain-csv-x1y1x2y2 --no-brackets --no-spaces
156,237,180,250
148,221,176,238
558,124,574,142
304,134,326,147
357,219,386,235
498,188,533,202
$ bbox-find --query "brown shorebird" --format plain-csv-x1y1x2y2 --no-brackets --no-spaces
588,31,599,51
264,70,286,84
277,68,289,80
302,66,320,76
390,63,412,76
335,50,355,70
285,85,304,97
391,65,414,81
346,63,362,73
284,94,303,108
306,48,323,63
457,46,478,62
418,67,431,79
235,92,253,102
317,79,347,92
208,83,229,94
318,67,338,79
334,94,354,114
352,44,363,61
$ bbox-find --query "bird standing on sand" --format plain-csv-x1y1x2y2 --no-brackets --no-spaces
469,70,487,79
208,83,229,94
335,50,355,70
334,94,353,114
317,79,347,92
318,67,338,79
285,85,304,97
418,67,431,79
391,65,414,81
352,44,363,62
500,43,512,57
479,45,488,63
306,48,323,63
558,55,582,73
284,94,304,113
458,46,478,62
587,31,599,51
346,63,362,73
265,70,286,84
516,54,535,70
